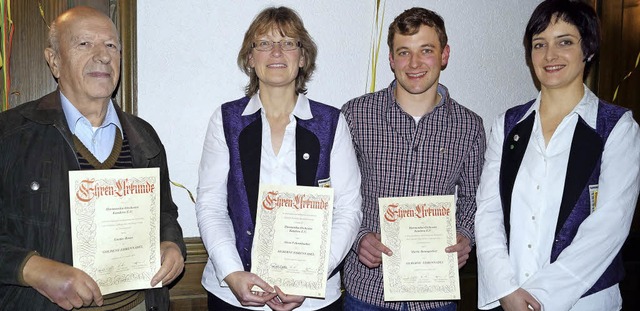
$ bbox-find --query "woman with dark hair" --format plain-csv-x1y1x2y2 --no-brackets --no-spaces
475,0,640,310
195,6,362,311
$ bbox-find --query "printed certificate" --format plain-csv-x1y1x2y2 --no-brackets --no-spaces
379,195,460,301
69,168,161,295
251,184,333,298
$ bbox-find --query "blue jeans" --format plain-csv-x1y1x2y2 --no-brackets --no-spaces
343,293,457,311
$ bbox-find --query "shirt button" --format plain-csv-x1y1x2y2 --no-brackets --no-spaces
536,185,540,190
246,230,252,236
30,181,40,191
528,244,532,248
531,215,536,220
525,273,530,277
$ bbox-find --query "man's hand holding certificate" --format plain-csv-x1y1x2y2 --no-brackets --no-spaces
379,195,461,301
69,168,161,295
251,184,333,298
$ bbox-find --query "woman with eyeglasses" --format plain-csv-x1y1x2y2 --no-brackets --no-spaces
195,6,362,311
475,0,640,310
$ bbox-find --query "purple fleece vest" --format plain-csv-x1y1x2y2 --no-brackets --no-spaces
221,97,340,271
501,99,627,297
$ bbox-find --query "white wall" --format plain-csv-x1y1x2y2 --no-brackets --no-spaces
137,0,542,237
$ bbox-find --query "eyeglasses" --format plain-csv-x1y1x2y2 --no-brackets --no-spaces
252,40,301,51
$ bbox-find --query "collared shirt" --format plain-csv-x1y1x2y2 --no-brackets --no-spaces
61,93,123,162
341,81,486,310
196,92,362,310
476,86,640,311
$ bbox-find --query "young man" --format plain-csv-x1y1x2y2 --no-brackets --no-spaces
0,7,185,310
341,7,486,311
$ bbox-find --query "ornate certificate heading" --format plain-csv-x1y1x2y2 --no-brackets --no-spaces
69,168,161,295
251,184,334,298
379,195,460,301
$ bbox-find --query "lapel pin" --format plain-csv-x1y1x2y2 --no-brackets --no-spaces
514,134,520,142
303,153,310,160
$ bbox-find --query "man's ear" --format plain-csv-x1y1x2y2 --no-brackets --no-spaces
44,48,61,78
441,44,450,69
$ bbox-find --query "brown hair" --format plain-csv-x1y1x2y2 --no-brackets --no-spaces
237,6,317,97
387,7,448,53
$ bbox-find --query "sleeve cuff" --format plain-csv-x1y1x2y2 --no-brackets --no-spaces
457,227,475,247
17,251,40,286
353,228,372,252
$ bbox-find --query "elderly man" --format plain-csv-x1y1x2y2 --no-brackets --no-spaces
0,6,185,311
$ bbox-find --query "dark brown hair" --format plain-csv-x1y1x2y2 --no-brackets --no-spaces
524,0,600,77
387,7,448,53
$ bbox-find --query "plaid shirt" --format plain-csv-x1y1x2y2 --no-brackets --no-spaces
341,81,486,310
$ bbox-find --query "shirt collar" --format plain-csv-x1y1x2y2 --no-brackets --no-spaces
522,84,598,128
242,91,313,120
385,79,450,114
60,92,123,136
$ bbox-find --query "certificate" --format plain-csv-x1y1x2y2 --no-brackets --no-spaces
251,184,333,298
379,195,460,301
69,168,161,295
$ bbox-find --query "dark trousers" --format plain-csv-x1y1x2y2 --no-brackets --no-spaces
488,307,505,311
207,291,343,311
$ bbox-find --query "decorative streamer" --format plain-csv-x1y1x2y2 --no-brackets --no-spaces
171,180,196,204
367,0,386,93
39,2,49,29
612,51,640,103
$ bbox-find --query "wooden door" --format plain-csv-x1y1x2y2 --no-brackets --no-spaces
595,0,640,230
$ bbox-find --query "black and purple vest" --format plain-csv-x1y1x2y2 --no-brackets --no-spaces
221,97,340,271
499,99,627,297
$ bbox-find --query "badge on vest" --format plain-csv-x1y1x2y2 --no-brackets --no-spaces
318,177,331,188
589,184,598,213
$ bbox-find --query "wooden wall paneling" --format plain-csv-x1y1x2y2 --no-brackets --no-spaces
597,0,640,232
596,0,625,103
115,0,137,115
619,0,640,233
617,1,640,115
169,237,208,310
5,1,64,108
458,249,478,311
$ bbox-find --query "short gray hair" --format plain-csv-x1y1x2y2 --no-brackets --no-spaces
47,20,60,52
